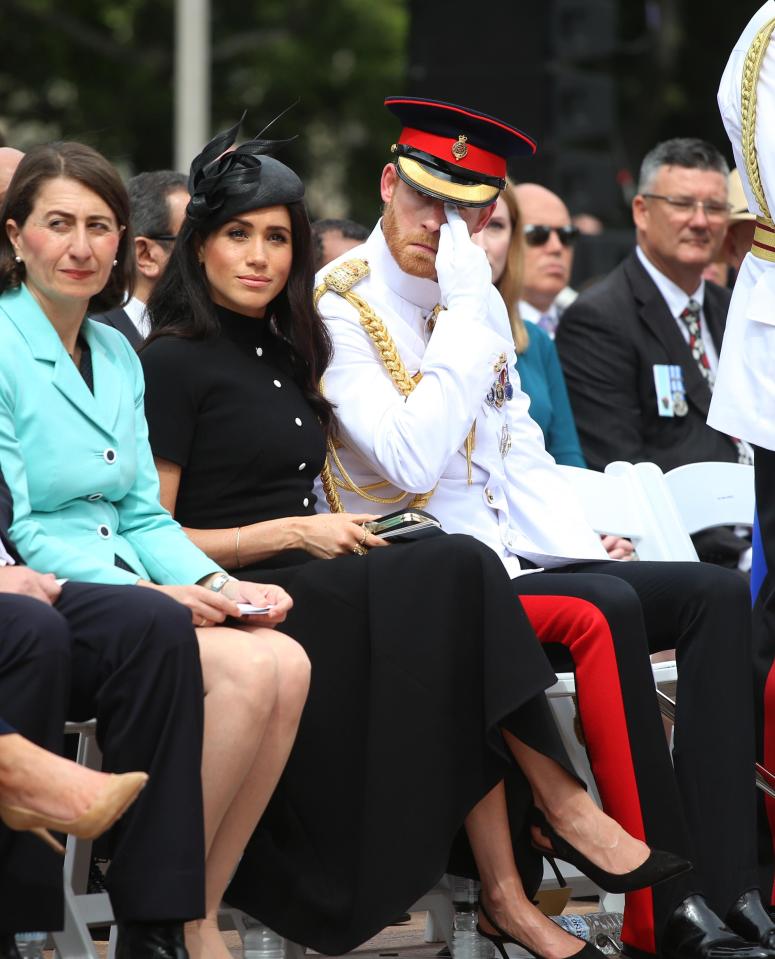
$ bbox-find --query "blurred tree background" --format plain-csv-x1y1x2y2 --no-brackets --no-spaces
0,0,407,224
0,0,764,227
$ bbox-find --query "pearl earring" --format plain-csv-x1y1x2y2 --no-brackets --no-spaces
113,259,118,267
14,255,21,264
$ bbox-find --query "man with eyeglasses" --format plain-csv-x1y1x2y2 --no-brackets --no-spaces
513,183,580,339
95,170,188,346
556,138,750,568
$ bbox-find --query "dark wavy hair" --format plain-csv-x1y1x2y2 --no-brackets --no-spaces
0,141,134,311
144,200,335,433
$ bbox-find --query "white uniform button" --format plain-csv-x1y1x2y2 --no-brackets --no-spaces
485,487,495,504
97,524,111,539
103,447,117,464
256,347,263,357
298,462,306,471
295,417,302,426
273,379,282,388
88,493,102,502
303,497,309,507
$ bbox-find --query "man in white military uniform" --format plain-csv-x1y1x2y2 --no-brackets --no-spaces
711,0,775,906
316,95,775,959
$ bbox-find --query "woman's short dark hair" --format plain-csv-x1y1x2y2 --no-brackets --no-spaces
145,200,335,433
0,141,134,312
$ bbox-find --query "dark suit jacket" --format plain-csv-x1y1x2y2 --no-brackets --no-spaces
93,306,143,348
556,250,736,473
556,251,745,566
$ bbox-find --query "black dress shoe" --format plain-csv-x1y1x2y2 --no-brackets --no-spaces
0,936,21,959
659,894,774,959
115,921,188,959
727,890,775,950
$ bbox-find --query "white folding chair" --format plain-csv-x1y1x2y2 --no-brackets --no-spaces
663,461,755,535
52,720,117,959
556,461,698,562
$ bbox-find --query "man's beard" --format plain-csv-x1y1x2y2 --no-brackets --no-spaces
382,199,438,279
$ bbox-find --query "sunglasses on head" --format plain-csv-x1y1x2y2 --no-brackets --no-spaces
524,224,580,248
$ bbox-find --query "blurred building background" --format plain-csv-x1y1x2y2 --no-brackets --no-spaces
0,0,762,241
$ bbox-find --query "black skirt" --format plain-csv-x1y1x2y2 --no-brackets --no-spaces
226,533,567,953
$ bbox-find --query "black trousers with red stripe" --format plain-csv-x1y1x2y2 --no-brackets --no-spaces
514,560,758,955
752,446,775,901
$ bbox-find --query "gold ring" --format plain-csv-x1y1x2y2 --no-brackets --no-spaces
360,527,368,546
352,544,367,556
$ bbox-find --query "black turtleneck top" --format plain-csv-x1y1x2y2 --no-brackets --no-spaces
140,307,326,551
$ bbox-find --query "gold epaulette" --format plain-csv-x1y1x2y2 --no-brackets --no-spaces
313,258,369,307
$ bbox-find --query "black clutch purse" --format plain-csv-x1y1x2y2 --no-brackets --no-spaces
364,508,445,542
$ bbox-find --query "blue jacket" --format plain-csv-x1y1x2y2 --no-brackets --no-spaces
0,284,220,586
516,322,587,468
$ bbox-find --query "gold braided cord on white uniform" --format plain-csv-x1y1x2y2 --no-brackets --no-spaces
741,16,775,222
314,261,435,513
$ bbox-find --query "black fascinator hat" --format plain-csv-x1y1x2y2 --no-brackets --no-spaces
186,112,305,229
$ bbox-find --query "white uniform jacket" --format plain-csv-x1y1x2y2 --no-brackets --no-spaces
315,223,607,577
709,1,775,451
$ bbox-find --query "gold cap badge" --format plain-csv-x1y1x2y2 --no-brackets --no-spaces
451,135,468,161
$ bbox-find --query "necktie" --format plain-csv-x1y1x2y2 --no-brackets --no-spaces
680,299,753,465
537,311,558,337
679,299,714,387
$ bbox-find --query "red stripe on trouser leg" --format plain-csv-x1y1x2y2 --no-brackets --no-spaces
763,658,775,903
519,595,656,955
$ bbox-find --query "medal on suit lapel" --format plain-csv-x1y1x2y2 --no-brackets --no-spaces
670,365,688,417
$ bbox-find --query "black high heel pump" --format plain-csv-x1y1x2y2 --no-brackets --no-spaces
476,901,607,959
529,807,691,895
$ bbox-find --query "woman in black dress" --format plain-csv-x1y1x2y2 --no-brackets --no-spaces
140,122,686,959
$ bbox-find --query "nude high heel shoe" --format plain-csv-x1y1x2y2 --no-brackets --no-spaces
0,770,148,854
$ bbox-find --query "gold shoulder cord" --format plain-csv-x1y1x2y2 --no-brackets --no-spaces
741,16,775,222
314,258,435,513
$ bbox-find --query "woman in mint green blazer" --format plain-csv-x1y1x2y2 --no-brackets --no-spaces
0,141,309,958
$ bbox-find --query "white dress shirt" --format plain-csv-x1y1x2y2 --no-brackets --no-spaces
124,296,151,339
635,246,719,374
709,0,775,451
519,299,561,337
0,538,15,567
315,222,607,577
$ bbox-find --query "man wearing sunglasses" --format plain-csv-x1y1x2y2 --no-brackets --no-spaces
95,170,188,347
513,183,580,339
555,138,749,568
